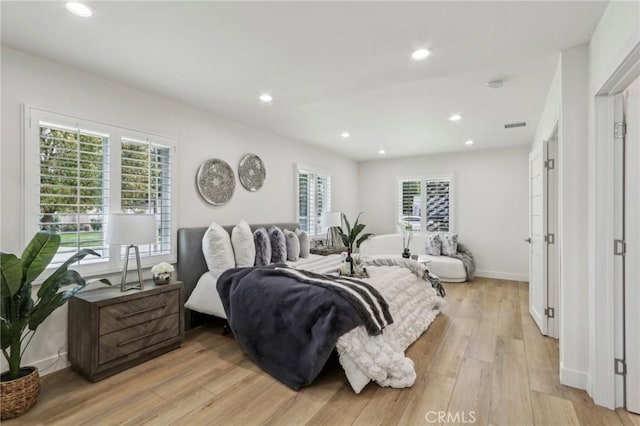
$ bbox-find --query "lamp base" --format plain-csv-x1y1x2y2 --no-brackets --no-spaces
121,245,145,292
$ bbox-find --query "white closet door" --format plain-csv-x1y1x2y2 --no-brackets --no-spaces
625,76,640,414
529,143,547,335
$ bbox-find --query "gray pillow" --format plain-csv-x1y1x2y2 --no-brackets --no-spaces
425,233,442,256
441,233,458,256
284,229,300,261
253,227,271,266
295,228,310,258
269,226,287,263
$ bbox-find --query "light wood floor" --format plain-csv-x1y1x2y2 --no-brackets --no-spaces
6,278,640,425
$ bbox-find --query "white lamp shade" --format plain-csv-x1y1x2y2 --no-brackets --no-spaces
322,211,342,227
107,213,156,245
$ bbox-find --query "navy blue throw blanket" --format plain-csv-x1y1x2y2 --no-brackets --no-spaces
217,264,392,390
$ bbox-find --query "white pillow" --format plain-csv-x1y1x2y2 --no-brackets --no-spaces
440,233,458,256
202,222,235,280
231,220,256,267
184,272,227,318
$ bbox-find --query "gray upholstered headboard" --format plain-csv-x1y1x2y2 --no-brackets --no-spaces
177,222,299,326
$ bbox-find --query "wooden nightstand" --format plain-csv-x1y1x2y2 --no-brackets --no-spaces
68,281,184,382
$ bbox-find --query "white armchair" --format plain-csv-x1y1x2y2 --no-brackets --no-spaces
359,234,467,283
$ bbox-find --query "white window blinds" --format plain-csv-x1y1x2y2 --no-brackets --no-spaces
425,178,451,232
38,121,109,266
26,108,178,275
121,137,172,257
397,176,453,232
297,169,331,236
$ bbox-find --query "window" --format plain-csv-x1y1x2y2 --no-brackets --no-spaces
120,137,172,258
296,167,331,236
38,122,109,266
397,176,453,232
25,107,177,274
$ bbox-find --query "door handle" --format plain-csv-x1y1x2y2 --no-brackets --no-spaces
525,238,532,244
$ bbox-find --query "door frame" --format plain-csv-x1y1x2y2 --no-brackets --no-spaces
546,129,560,339
591,42,640,409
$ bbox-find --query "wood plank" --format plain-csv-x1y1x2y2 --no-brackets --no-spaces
397,372,456,426
571,400,623,426
427,317,476,377
617,408,640,426
530,390,580,426
489,336,533,426
497,297,523,340
445,357,493,426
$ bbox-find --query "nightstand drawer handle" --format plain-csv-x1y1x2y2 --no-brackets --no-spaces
117,329,168,347
117,304,167,319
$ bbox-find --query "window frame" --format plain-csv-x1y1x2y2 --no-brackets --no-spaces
294,163,332,238
396,174,455,233
23,106,178,280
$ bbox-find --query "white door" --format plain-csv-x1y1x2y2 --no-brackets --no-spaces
529,142,547,334
546,133,559,339
624,77,640,414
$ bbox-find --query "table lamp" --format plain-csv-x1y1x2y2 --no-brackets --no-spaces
322,211,342,248
107,213,156,291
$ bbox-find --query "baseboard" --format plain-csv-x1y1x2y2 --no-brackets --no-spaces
560,365,589,390
475,270,528,282
29,351,70,376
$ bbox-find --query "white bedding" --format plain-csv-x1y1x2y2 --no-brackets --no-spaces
184,254,445,393
184,254,344,319
336,264,445,392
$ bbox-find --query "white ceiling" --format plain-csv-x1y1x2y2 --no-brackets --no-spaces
1,1,607,160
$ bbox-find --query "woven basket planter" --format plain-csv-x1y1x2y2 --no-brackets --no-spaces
1,367,40,419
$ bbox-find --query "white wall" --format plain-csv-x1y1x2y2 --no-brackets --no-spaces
532,58,561,148
358,146,529,281
531,44,591,391
0,47,359,374
558,45,590,390
532,0,640,406
587,0,640,409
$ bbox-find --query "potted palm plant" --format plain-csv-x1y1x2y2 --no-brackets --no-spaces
1,232,109,419
337,212,374,253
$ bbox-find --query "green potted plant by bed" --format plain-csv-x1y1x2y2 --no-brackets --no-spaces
337,213,373,275
1,232,110,419
337,212,374,253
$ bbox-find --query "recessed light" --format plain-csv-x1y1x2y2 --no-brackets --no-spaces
378,149,386,155
411,48,431,61
449,114,462,122
259,93,273,103
341,132,350,138
465,140,474,146
65,2,93,17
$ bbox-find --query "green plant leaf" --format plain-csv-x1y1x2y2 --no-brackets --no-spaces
356,233,374,248
38,248,100,298
37,269,84,304
0,318,13,350
28,292,65,330
21,232,60,284
1,253,22,297
350,223,366,242
341,213,351,235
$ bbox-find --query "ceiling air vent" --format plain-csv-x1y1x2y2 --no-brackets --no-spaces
504,121,527,129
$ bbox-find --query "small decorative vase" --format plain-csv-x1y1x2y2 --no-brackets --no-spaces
1,367,40,419
153,272,172,285
402,248,411,258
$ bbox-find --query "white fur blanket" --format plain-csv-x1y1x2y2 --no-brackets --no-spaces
336,261,446,393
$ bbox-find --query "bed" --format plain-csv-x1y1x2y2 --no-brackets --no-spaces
177,223,446,393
